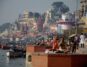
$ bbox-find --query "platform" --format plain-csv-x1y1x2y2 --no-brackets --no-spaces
32,53,87,67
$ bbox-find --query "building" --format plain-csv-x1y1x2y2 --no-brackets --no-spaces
80,0,87,17
43,10,51,32
17,10,37,35
79,0,87,33
26,45,87,67
80,17,87,33
26,45,45,67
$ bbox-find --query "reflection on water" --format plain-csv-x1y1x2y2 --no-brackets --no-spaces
0,49,25,67
6,57,9,64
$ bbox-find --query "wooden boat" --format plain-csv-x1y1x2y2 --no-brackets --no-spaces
6,48,26,58
1,45,10,50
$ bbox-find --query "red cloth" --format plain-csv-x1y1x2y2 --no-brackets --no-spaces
52,40,59,50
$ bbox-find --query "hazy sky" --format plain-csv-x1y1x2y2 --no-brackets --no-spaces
0,0,80,25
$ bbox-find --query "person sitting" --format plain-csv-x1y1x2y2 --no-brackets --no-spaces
52,36,59,51
59,36,66,50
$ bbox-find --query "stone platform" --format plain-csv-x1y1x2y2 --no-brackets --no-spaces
32,53,87,67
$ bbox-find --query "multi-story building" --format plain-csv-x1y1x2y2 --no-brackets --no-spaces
80,0,87,33
80,0,87,17
17,10,37,35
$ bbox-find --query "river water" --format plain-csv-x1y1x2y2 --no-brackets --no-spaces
0,49,25,67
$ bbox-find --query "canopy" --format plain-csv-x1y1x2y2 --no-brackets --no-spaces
69,34,76,38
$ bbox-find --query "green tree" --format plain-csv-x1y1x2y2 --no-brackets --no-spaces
51,2,69,20
34,12,41,21
29,12,33,17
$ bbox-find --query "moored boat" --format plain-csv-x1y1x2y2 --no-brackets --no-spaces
1,45,10,50
6,48,26,58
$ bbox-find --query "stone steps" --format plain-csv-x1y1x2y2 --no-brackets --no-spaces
76,46,87,54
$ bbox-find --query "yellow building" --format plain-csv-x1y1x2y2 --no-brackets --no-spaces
79,0,87,33
18,10,37,33
80,17,87,33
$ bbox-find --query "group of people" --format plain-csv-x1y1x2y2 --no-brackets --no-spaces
51,35,67,53
45,33,86,53
69,33,85,53
52,33,85,53
35,33,86,54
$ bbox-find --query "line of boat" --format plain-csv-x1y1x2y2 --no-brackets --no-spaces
0,44,26,58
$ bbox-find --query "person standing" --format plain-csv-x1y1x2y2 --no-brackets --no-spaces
74,34,80,49
60,36,66,50
69,34,79,53
80,33,85,48
69,36,74,53
72,36,77,53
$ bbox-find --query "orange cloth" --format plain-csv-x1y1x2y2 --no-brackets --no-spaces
52,40,59,50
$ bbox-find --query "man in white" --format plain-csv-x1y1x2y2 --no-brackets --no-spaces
80,33,85,48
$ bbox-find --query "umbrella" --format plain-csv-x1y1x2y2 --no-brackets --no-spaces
69,34,76,38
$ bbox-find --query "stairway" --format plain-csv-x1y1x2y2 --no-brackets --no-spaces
76,43,87,54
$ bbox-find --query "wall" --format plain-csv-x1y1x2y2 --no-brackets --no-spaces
32,53,87,67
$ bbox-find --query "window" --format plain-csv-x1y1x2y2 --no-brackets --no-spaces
28,55,32,62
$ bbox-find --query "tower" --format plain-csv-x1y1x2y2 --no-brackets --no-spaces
80,0,87,17
43,10,51,32
43,9,51,28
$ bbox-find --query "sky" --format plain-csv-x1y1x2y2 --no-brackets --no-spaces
0,0,80,25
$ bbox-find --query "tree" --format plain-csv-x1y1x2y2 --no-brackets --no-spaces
51,2,69,20
42,13,45,23
34,12,40,18
0,23,13,33
52,2,69,14
29,12,33,17
34,12,41,21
